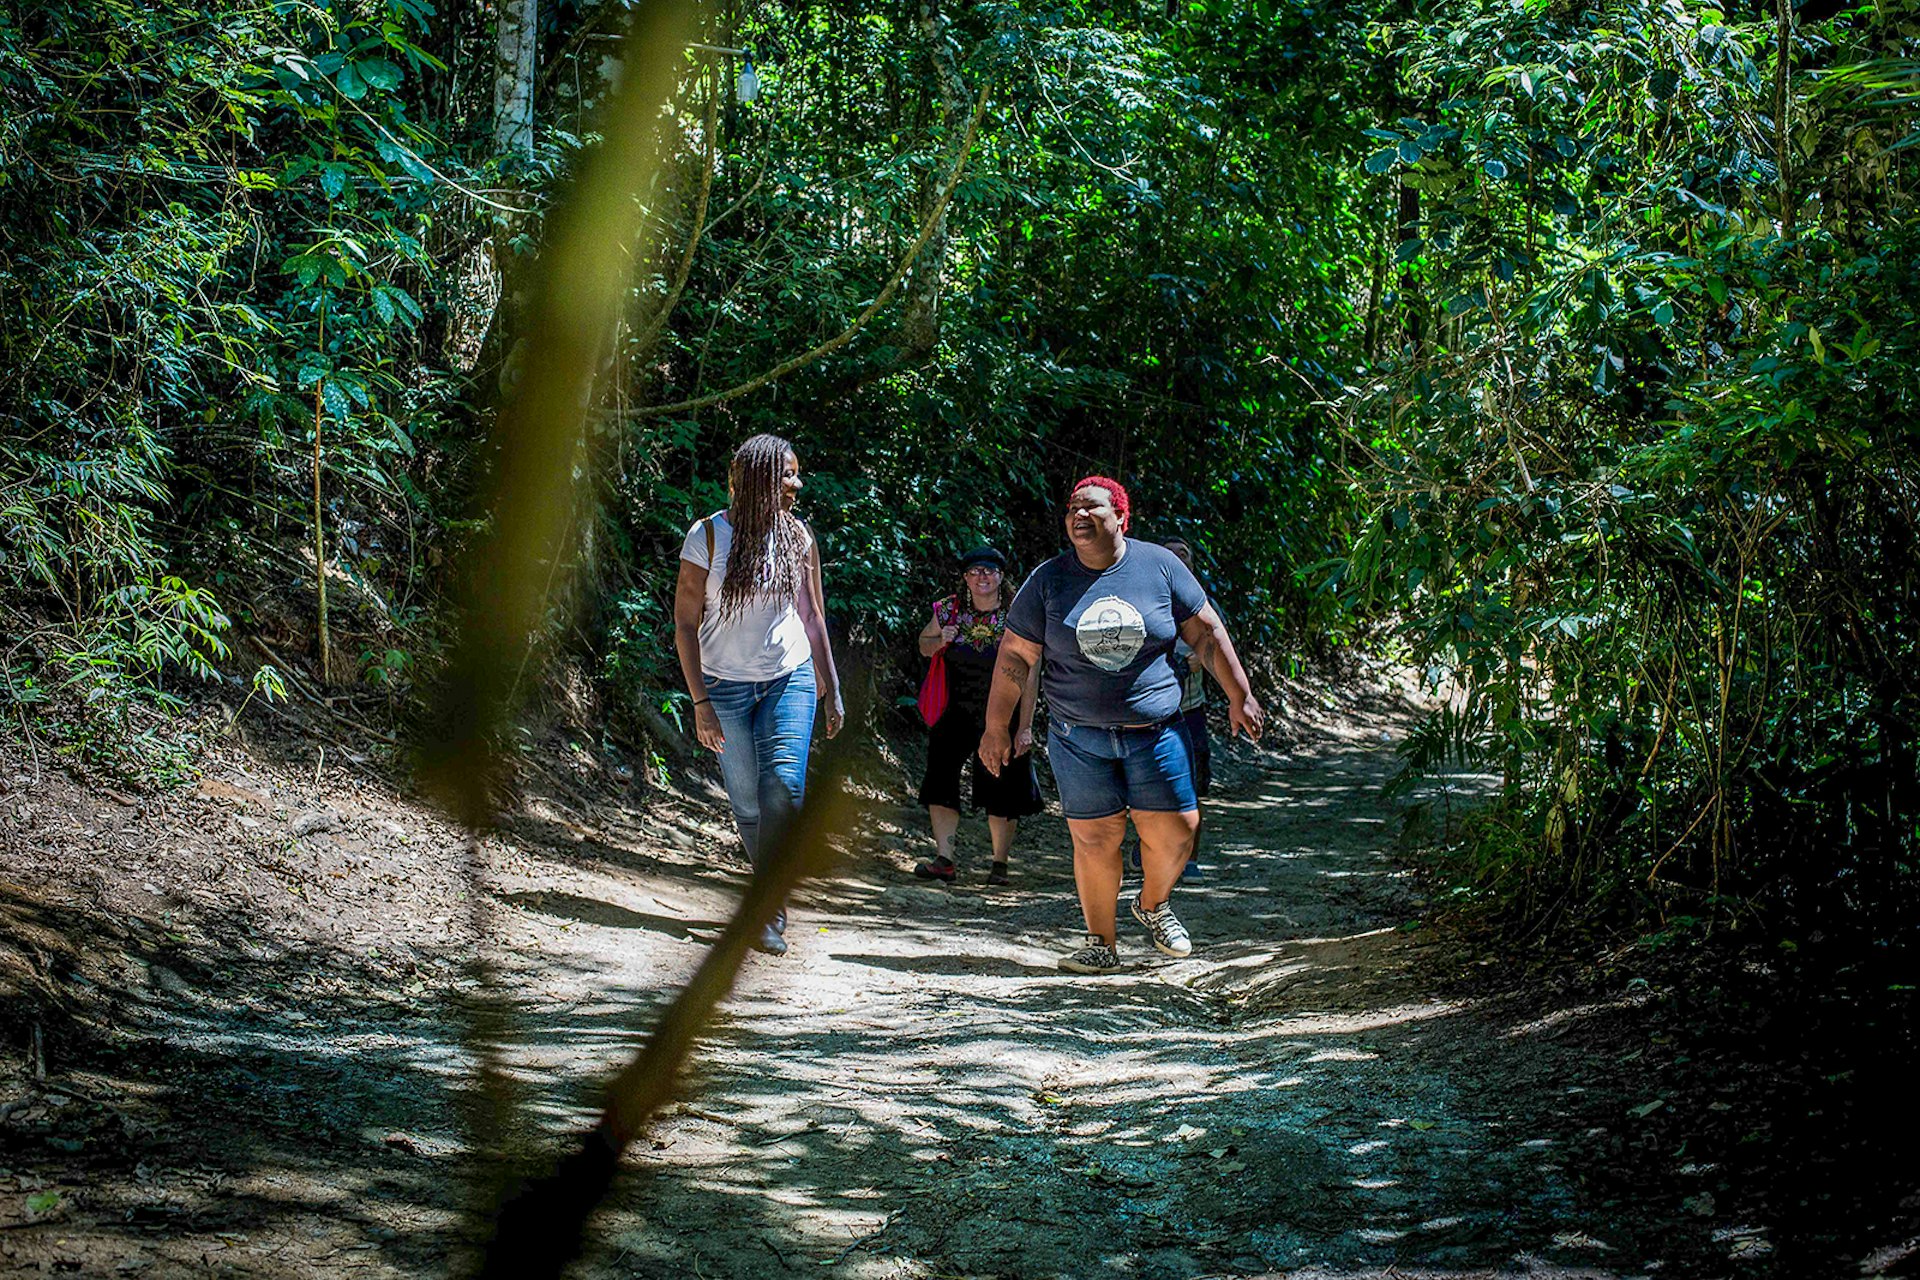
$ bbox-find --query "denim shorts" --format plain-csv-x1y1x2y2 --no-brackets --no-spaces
1046,719,1197,820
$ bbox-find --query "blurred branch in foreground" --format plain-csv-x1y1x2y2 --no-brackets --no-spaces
417,0,695,829
406,1,714,1272
467,730,864,1279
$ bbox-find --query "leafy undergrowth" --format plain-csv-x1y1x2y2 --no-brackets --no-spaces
1413,907,1920,1277
1598,942,1919,1275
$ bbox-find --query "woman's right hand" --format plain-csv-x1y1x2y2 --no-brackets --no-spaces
977,724,1012,777
1228,694,1265,743
694,701,725,752
938,625,959,648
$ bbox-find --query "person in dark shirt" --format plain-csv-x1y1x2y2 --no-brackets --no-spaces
913,546,1042,885
980,477,1263,974
1163,535,1217,882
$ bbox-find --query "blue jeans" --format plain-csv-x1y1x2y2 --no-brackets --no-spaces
1047,719,1197,820
704,659,817,869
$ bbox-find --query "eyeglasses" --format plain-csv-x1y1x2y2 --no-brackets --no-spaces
963,565,1001,576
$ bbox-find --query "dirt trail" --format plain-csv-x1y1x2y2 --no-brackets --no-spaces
0,706,1708,1279
556,741,1653,1280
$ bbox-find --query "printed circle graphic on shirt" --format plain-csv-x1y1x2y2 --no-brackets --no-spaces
1075,595,1147,671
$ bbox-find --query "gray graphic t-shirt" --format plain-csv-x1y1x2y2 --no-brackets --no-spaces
1006,541,1208,727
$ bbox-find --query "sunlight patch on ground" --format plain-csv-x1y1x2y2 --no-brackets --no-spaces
1502,997,1643,1039
1255,1001,1465,1036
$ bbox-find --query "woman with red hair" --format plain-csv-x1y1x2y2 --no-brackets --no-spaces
980,476,1263,973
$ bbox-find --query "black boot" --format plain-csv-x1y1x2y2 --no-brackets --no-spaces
752,904,789,956
753,920,788,956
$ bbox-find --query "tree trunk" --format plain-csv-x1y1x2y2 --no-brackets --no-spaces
494,0,538,161
898,0,966,360
466,0,538,385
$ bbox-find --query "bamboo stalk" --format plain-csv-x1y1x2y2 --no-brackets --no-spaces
1775,0,1793,240
312,290,331,685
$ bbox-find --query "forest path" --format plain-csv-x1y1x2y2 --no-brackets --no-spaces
486,734,1659,1280
0,709,1694,1279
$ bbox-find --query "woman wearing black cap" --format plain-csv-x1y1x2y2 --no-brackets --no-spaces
913,546,1043,885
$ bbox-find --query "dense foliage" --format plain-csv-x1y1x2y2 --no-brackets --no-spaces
1,0,461,763
3,0,1918,954
1351,0,1920,954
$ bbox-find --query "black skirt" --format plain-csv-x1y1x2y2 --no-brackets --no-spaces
917,701,1044,819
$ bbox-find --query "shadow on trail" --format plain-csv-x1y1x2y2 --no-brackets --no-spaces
505,889,728,939
524,978,1615,1278
827,951,1062,978
0,881,486,1275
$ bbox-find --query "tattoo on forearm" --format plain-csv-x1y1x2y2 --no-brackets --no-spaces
996,655,1031,685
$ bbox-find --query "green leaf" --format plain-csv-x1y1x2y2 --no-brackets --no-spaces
1364,147,1398,175
387,419,417,457
283,253,325,287
355,58,403,91
321,379,353,425
376,285,424,327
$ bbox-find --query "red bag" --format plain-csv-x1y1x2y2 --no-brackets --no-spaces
917,649,949,727
917,597,951,726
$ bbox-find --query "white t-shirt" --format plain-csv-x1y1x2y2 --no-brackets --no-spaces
680,512,813,681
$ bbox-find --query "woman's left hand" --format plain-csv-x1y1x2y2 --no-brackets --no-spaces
1014,726,1034,757
821,689,845,739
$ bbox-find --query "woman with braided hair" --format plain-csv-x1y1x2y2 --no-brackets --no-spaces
674,434,844,957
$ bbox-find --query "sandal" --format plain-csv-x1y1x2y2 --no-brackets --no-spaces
913,855,957,882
